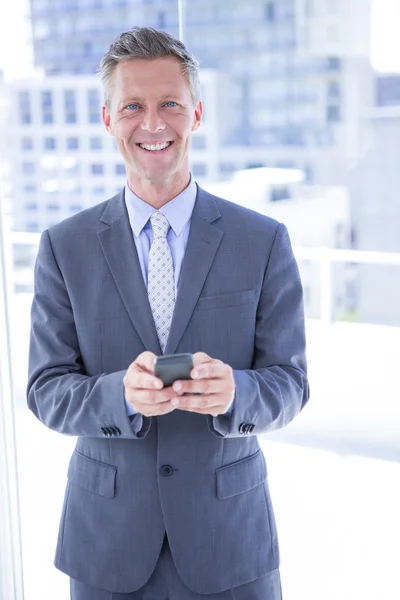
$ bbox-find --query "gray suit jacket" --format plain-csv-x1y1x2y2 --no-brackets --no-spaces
27,185,309,594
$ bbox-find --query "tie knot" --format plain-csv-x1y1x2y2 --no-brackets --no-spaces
150,211,170,238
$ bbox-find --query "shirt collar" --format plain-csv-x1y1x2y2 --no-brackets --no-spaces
124,176,197,238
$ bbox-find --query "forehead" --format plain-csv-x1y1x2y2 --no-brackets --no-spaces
111,57,191,100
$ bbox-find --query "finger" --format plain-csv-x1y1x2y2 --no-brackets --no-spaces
134,351,158,374
192,352,213,368
132,387,176,406
191,361,225,381
172,379,225,396
173,393,222,410
129,371,164,391
141,401,178,417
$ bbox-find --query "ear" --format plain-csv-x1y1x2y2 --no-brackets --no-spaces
102,104,114,136
191,100,203,133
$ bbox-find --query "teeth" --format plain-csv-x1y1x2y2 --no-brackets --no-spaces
139,142,171,151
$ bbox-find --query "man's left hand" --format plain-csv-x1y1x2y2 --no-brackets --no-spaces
171,352,235,417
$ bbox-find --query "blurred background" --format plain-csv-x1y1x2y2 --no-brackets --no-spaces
0,1,399,599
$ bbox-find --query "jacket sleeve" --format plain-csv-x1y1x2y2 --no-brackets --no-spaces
27,229,151,439
208,223,310,438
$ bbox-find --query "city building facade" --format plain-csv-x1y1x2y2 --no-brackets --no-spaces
28,0,374,184
7,70,227,232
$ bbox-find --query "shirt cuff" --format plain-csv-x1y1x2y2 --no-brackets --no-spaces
224,393,235,417
125,396,137,417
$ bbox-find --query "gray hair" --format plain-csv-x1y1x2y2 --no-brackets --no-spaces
99,27,201,107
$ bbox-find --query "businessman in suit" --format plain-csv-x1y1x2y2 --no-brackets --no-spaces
27,27,309,599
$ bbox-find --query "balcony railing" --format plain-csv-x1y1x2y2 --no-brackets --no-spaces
10,231,400,327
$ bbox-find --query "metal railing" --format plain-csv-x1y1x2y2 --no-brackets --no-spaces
294,247,400,325
10,231,400,326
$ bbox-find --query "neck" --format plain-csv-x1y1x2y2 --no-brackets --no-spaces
127,173,191,209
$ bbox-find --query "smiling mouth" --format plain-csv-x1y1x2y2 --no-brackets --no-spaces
137,142,173,152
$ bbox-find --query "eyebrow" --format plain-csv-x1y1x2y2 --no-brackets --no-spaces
119,96,182,107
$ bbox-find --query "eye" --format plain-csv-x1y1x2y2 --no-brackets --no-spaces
126,104,140,111
164,101,178,108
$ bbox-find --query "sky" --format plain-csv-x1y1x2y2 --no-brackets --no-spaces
0,0,400,81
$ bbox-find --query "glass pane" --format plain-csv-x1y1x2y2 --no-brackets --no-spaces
181,1,400,599
2,2,400,600
1,2,179,600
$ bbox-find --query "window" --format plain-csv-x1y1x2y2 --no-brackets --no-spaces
115,163,125,175
47,204,60,211
276,160,295,169
44,137,57,151
327,105,341,122
270,186,290,201
305,0,314,17
192,163,207,177
41,90,54,124
91,163,104,175
90,137,102,150
83,41,92,56
64,90,77,124
246,162,265,169
326,57,341,71
67,137,79,150
219,163,237,175
191,136,207,150
87,89,101,123
92,186,105,195
21,137,33,151
24,185,37,194
304,164,313,182
22,162,35,175
265,1,276,22
65,163,80,175
376,75,400,107
25,202,38,210
328,81,341,99
26,221,40,232
19,91,31,125
70,205,83,212
157,11,166,28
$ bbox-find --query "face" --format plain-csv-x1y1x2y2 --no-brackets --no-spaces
102,57,202,190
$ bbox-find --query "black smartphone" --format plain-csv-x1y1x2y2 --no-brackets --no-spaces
154,353,194,387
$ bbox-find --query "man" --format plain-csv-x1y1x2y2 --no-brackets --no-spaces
27,27,309,600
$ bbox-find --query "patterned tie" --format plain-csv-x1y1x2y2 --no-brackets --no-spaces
147,212,175,353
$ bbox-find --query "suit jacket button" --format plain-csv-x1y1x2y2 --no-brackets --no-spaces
160,465,173,477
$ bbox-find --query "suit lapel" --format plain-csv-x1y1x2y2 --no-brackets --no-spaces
97,187,223,357
97,191,161,355
165,187,223,355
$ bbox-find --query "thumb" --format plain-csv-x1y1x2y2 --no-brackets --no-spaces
192,352,213,368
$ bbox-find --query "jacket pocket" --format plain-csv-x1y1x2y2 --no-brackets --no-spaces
67,450,117,498
216,449,267,499
197,289,256,311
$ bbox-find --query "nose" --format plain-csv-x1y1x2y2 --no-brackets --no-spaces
140,106,166,133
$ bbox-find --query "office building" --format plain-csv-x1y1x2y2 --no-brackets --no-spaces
7,70,231,232
346,74,400,326
28,0,374,184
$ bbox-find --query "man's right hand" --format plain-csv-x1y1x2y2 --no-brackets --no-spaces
123,351,178,417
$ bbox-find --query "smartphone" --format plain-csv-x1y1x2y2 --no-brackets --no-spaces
154,353,194,387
